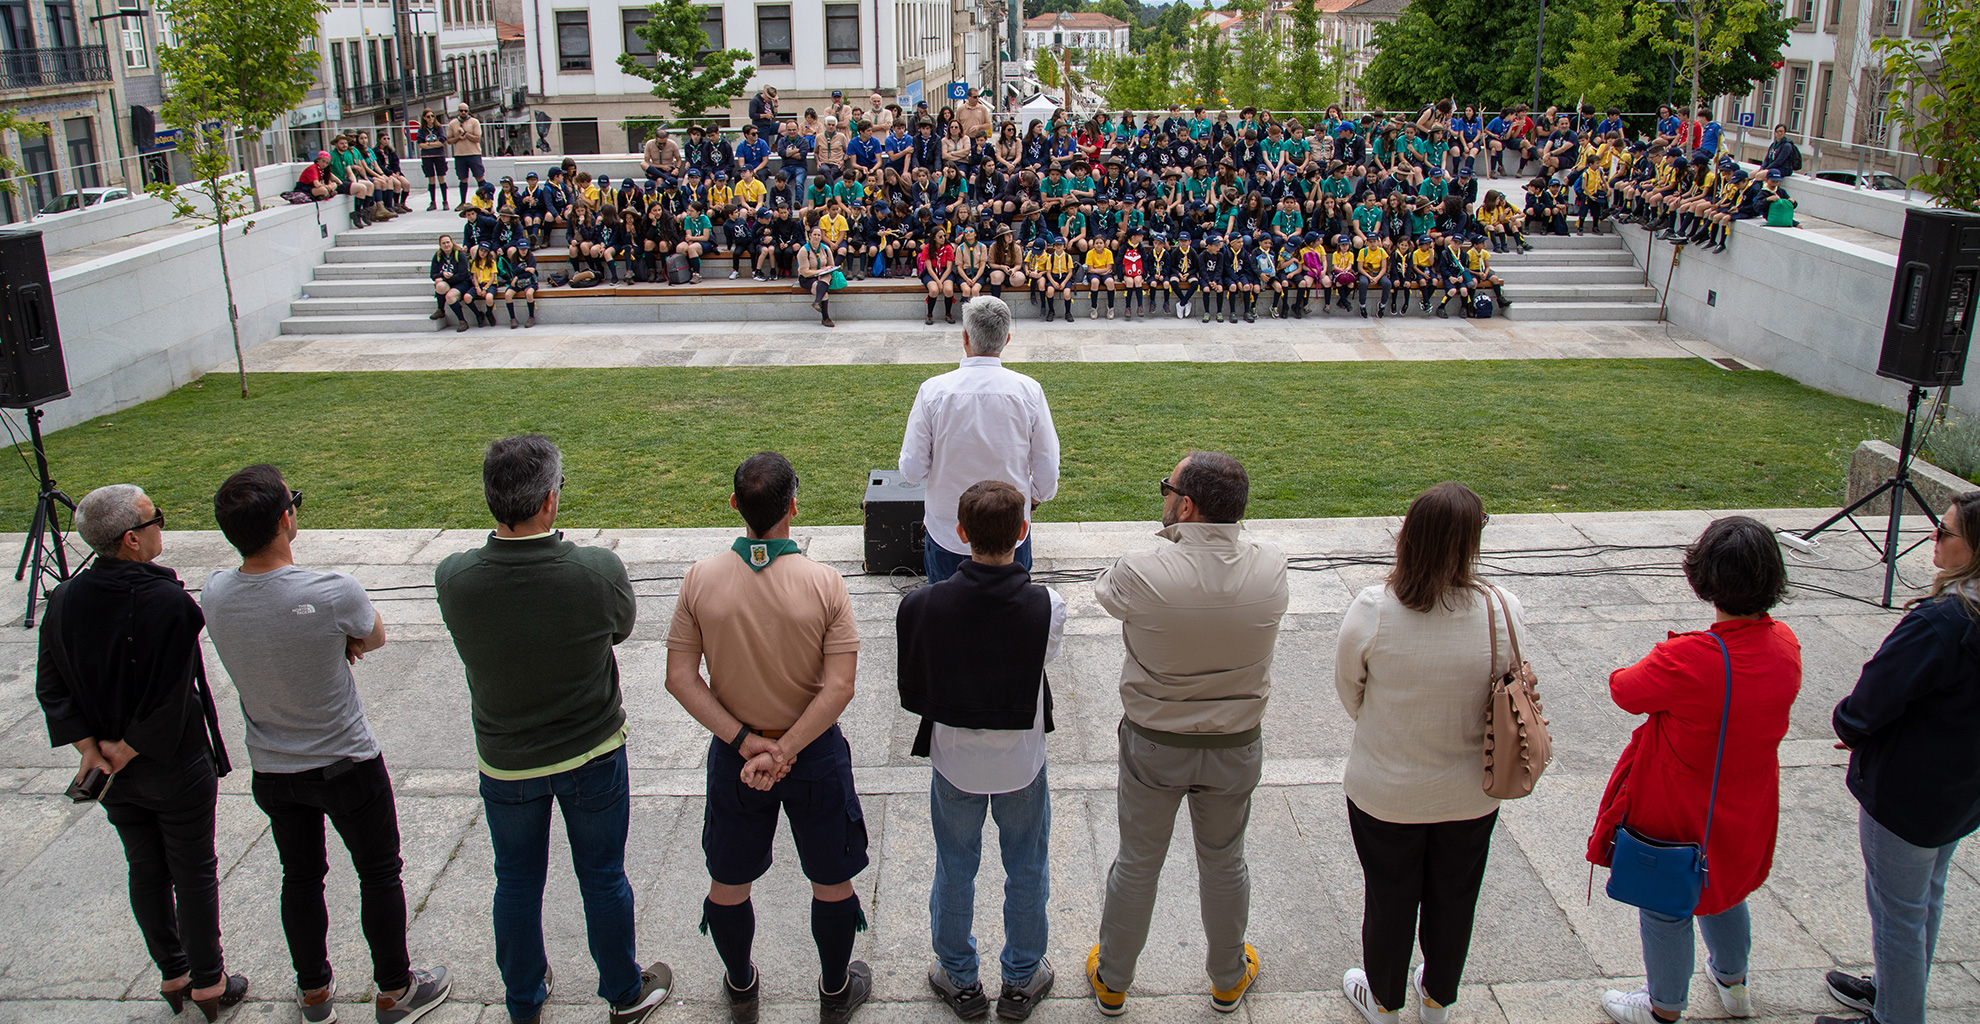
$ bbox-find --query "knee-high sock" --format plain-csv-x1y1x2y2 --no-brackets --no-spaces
526,301,536,316
505,301,516,319
811,895,865,994
944,297,954,315
701,898,756,989
1107,290,1115,309
435,293,447,313
450,300,466,321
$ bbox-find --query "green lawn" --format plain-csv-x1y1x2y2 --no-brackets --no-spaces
1,361,1878,531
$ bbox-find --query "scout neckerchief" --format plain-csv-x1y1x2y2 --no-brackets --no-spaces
732,536,801,571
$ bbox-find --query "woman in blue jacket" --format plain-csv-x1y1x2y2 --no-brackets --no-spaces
1822,490,1980,1024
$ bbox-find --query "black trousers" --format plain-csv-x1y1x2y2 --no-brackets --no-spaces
251,755,410,992
1346,798,1498,1012
102,752,225,988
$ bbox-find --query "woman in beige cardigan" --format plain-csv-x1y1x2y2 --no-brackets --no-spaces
1334,481,1526,1024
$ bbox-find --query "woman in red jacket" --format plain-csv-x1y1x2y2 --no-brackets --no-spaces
1588,516,1801,1024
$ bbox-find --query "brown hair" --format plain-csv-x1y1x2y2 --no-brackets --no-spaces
1916,490,1980,619
957,480,1026,555
1388,481,1486,612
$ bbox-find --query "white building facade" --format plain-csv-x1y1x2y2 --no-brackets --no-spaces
522,0,996,155
1020,11,1127,59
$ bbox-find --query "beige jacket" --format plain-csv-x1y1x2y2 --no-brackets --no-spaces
1095,522,1289,736
1334,583,1525,824
815,129,849,168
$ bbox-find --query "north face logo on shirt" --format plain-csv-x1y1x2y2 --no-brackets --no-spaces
291,604,317,615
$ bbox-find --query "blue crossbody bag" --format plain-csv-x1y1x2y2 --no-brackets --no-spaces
1604,632,1731,918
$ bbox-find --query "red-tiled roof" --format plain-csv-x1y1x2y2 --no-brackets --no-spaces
1023,11,1129,30
496,20,524,42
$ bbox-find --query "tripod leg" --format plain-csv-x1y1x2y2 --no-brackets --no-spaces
1882,480,1907,609
20,496,49,629
14,496,42,583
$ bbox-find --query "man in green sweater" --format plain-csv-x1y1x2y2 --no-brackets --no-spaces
435,434,672,1024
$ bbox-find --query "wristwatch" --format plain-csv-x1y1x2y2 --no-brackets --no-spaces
730,725,752,753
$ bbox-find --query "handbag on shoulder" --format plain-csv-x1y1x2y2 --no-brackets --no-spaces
1604,632,1733,918
1482,585,1552,799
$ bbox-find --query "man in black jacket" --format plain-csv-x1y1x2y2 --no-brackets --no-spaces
1759,124,1802,179
37,483,245,1014
1823,501,1980,1024
898,480,1064,1023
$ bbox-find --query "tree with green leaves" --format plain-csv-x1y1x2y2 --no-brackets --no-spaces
145,128,258,399
1548,0,1651,109
0,111,49,203
154,0,322,213
619,0,755,132
1186,23,1229,107
1644,0,1793,115
1037,49,1062,90
1227,0,1282,110
1275,0,1335,113
1876,0,1980,210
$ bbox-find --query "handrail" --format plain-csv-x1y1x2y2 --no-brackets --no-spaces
0,45,113,89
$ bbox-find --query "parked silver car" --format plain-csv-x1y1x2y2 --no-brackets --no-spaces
1812,170,1909,191
37,186,133,214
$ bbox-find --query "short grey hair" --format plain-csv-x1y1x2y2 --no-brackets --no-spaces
482,434,563,528
962,296,1011,356
75,484,148,557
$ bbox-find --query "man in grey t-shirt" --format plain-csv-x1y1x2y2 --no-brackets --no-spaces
203,465,450,1024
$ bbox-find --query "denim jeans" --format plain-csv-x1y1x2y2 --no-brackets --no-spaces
1638,901,1750,1014
1861,807,1960,1024
480,746,641,1019
924,535,1033,583
930,766,1050,989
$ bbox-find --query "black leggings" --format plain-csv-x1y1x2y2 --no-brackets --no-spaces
103,753,226,988
1347,798,1497,1013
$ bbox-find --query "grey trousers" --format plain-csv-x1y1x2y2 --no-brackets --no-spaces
1095,719,1263,991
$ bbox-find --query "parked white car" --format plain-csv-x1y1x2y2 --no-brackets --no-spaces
37,186,133,214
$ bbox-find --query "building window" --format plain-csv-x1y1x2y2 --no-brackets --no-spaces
698,5,723,58
1756,75,1775,125
622,8,652,63
1797,0,1813,18
561,117,599,153
556,10,590,70
429,36,440,81
1882,0,1899,24
0,0,34,50
1827,0,1840,23
330,39,346,92
19,127,52,213
65,116,99,189
757,4,791,65
825,3,858,64
1817,65,1834,137
43,0,76,47
120,18,147,68
1787,65,1808,132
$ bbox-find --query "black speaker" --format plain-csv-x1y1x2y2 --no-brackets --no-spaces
862,470,926,574
0,229,71,409
1877,208,1980,389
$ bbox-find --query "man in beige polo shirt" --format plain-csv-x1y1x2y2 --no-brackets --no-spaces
665,451,871,1024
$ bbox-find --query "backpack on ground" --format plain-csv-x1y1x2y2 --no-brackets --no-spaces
567,269,599,287
665,253,692,284
1472,294,1495,319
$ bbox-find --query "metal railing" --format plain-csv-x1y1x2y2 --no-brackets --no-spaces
338,70,457,113
0,45,113,90
463,83,503,111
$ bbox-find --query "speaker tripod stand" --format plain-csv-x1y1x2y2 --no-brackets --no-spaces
1799,384,1940,608
14,406,79,628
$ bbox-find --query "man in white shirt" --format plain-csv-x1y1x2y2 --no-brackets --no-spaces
899,296,1061,583
896,480,1064,1023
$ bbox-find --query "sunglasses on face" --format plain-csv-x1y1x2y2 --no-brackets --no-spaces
1159,477,1192,501
1935,523,1963,543
124,511,164,537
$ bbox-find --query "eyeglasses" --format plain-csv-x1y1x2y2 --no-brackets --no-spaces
1482,512,1492,525
1159,477,1193,502
1934,523,1964,543
289,489,304,511
124,511,164,537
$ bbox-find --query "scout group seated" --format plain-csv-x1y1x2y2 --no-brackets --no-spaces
420,103,1796,327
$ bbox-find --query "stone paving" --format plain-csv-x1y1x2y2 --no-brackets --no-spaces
0,509,1973,1024
247,319,1730,373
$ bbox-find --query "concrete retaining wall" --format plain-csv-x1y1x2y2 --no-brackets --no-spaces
1846,440,1977,515
1787,174,1930,238
1616,223,1974,416
30,163,311,257
45,189,361,431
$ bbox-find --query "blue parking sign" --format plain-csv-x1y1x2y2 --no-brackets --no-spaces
1739,113,1756,127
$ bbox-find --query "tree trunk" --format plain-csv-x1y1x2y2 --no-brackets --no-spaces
211,202,249,399
244,132,265,213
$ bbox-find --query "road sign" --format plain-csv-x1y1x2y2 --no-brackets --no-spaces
1001,60,1023,79
1739,112,1756,127
948,81,969,100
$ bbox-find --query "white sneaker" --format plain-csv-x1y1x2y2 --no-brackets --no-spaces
1600,987,1670,1024
1710,969,1753,1017
1342,969,1398,1024
728,270,740,279
1411,964,1450,1024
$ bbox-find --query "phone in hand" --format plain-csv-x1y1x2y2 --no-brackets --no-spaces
65,767,111,803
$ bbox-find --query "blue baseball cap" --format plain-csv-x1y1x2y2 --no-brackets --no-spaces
687,167,703,176
1429,166,1445,177
715,171,728,180
1766,168,1783,180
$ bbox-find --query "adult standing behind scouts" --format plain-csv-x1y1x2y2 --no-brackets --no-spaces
666,452,872,1024
1333,482,1522,1024
203,465,451,1024
36,484,248,1020
435,435,673,1024
899,297,1060,583
1087,452,1288,1018
1587,516,1800,1024
446,103,485,199
898,480,1065,1023
1820,492,1980,1024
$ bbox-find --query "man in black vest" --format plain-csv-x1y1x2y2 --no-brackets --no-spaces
898,480,1065,1023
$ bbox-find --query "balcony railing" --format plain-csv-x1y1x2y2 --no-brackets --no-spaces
338,69,457,113
463,84,502,110
0,45,114,90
